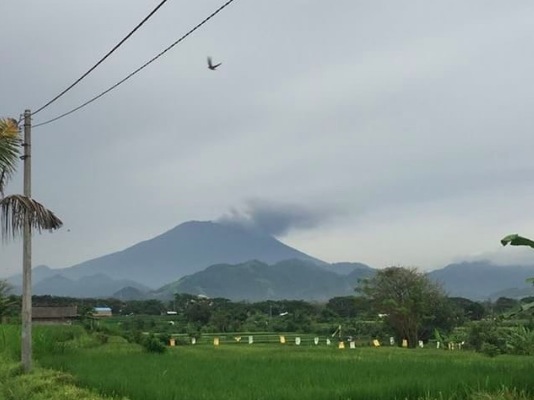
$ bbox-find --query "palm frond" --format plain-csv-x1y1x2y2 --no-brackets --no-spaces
0,118,21,196
0,194,63,240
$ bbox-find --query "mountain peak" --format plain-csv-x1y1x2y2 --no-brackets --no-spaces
52,220,326,288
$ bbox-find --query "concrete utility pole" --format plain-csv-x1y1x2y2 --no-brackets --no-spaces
21,109,32,372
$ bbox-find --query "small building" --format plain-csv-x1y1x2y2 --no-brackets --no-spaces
32,306,78,325
93,307,112,318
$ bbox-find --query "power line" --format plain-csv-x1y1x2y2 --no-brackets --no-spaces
34,0,238,129
32,0,170,116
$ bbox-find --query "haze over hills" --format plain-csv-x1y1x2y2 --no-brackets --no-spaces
32,274,150,298
7,267,150,298
4,220,534,301
428,261,534,300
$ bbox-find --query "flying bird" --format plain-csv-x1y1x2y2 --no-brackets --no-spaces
207,56,222,71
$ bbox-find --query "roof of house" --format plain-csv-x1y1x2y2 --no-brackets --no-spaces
33,306,78,319
94,307,112,312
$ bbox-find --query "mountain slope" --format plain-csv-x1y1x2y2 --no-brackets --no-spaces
153,259,375,301
428,261,534,300
56,221,326,288
330,262,375,276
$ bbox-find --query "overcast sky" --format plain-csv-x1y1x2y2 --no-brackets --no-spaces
2,0,534,277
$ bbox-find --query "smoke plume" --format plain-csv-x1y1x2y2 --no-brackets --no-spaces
218,199,331,236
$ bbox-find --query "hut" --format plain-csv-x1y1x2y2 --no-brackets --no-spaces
32,306,78,325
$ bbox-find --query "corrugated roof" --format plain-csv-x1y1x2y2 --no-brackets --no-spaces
94,307,112,312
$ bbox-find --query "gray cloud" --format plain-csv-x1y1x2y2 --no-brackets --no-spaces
218,200,334,237
3,1,534,275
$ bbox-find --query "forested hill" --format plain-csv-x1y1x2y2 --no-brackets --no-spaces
152,260,375,301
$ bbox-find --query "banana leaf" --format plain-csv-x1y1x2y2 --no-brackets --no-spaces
500,234,534,249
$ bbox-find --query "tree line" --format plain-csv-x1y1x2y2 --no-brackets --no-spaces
2,266,532,349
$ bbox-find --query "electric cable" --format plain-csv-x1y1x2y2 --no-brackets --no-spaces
32,0,170,116
34,0,237,128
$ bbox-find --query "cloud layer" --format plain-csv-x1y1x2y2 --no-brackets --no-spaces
3,1,534,275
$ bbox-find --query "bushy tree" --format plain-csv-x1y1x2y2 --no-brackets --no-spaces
326,296,371,319
184,300,212,325
0,280,15,322
358,266,455,347
468,320,506,355
493,297,520,314
141,333,167,353
121,299,164,315
448,297,486,322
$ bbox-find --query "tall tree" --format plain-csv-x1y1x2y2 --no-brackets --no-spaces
0,116,62,371
358,266,453,347
0,117,62,238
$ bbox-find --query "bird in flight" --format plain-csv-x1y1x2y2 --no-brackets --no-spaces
207,56,222,71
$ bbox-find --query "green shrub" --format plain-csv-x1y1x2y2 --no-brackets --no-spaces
481,343,501,357
468,321,506,354
157,333,171,346
124,329,143,344
141,334,166,353
172,337,190,346
96,333,109,345
0,355,122,400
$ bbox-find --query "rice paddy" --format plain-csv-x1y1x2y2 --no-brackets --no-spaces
2,325,533,400
39,338,534,400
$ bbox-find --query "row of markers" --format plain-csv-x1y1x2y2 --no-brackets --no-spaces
167,336,454,349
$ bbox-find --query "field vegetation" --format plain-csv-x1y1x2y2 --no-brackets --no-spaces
38,340,534,400
0,325,122,400
1,323,533,400
0,266,533,399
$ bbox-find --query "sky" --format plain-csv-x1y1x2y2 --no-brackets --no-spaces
3,0,534,277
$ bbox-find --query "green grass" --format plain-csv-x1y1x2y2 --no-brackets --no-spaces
0,358,126,400
0,324,120,400
0,324,91,359
38,342,534,400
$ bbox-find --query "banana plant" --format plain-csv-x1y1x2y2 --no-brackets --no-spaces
501,234,534,286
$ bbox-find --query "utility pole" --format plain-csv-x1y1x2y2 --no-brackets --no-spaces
21,109,32,372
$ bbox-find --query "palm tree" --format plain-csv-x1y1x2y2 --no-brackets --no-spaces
0,116,62,372
0,117,62,238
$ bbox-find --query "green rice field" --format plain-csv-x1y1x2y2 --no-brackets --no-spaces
39,341,534,400
2,325,534,400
